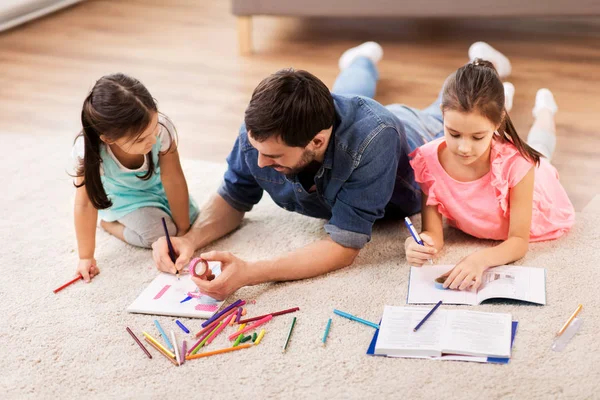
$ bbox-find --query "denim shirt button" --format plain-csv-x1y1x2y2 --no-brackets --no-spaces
297,188,302,193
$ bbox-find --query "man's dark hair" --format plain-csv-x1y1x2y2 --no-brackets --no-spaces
244,68,335,147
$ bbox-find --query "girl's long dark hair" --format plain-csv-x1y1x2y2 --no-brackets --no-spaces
74,73,174,209
441,58,542,166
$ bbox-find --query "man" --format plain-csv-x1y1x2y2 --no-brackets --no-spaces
152,44,425,300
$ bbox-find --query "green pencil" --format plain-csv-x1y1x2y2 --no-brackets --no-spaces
282,316,297,353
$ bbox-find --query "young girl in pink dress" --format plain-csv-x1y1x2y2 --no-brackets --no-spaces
406,57,575,292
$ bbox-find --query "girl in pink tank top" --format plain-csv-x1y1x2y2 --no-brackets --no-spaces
405,56,574,292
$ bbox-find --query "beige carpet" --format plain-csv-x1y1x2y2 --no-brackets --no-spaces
1,133,599,399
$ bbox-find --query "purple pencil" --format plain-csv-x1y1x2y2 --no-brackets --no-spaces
235,307,243,323
201,299,244,328
181,340,187,365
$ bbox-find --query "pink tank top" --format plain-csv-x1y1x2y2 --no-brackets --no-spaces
409,138,574,242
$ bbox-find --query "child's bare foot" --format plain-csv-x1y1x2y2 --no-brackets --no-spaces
100,220,126,241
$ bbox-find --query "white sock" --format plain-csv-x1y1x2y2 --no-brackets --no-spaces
338,41,383,70
468,41,512,79
532,88,558,119
503,82,515,112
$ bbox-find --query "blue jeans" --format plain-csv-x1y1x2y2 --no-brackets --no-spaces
333,57,445,152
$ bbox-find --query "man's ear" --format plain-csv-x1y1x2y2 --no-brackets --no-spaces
310,127,332,150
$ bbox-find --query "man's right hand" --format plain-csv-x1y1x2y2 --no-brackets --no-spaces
152,235,195,274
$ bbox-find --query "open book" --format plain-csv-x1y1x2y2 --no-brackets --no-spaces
373,306,513,359
127,262,225,319
407,265,546,305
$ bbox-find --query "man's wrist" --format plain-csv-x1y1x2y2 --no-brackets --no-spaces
245,259,268,286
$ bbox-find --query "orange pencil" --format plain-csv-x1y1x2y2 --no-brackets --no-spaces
185,343,253,360
144,338,179,366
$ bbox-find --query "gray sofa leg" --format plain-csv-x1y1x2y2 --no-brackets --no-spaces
237,16,252,55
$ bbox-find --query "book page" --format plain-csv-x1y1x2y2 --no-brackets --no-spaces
375,306,445,357
441,310,512,358
407,265,478,305
476,266,546,305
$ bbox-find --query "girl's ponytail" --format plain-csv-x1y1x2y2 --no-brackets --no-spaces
75,95,112,209
499,113,542,166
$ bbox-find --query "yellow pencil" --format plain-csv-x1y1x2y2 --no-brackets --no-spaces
557,304,583,336
185,343,253,360
237,323,246,331
142,331,176,358
254,329,266,345
144,338,179,366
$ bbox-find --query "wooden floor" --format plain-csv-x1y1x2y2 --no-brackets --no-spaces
1,0,599,210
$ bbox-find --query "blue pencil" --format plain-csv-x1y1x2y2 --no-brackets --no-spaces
333,309,379,329
322,318,332,346
154,319,174,351
176,320,190,334
413,300,443,332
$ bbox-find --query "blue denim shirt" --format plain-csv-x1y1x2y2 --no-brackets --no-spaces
217,94,420,249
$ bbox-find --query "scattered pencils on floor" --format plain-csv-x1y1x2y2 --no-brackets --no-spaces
126,302,308,365
282,316,297,353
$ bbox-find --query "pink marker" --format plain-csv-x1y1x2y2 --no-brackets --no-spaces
228,315,273,341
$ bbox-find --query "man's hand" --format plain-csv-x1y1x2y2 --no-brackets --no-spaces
152,236,195,274
190,251,253,300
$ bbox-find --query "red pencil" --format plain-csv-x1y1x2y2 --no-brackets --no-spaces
53,275,83,294
237,307,300,324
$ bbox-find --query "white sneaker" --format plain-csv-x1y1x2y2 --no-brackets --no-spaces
503,82,515,112
338,41,383,70
532,88,558,119
468,41,512,79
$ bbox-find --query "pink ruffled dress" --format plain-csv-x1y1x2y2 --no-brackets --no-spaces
409,138,575,242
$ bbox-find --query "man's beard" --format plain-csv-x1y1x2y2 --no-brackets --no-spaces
272,148,316,177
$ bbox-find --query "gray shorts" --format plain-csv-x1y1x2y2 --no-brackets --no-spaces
118,207,185,248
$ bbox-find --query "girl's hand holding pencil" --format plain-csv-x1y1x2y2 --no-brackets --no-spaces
76,258,100,283
404,233,437,267
152,235,195,275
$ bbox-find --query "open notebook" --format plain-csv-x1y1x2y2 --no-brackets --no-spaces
127,262,225,319
368,305,516,361
407,265,546,305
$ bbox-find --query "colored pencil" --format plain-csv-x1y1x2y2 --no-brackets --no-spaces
186,343,253,360
282,316,297,353
181,340,187,365
192,322,222,355
194,306,240,337
53,275,83,294
161,217,178,279
153,320,174,351
171,331,180,365
189,325,216,355
142,331,176,358
557,304,583,336
238,307,300,324
176,320,190,334
201,299,245,328
144,338,178,366
333,309,379,329
126,327,152,359
206,314,234,346
413,300,443,332
322,318,332,346
235,307,243,323
233,332,244,347
254,329,266,345
228,315,273,341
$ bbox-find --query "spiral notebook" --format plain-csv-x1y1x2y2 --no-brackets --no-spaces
127,262,225,319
